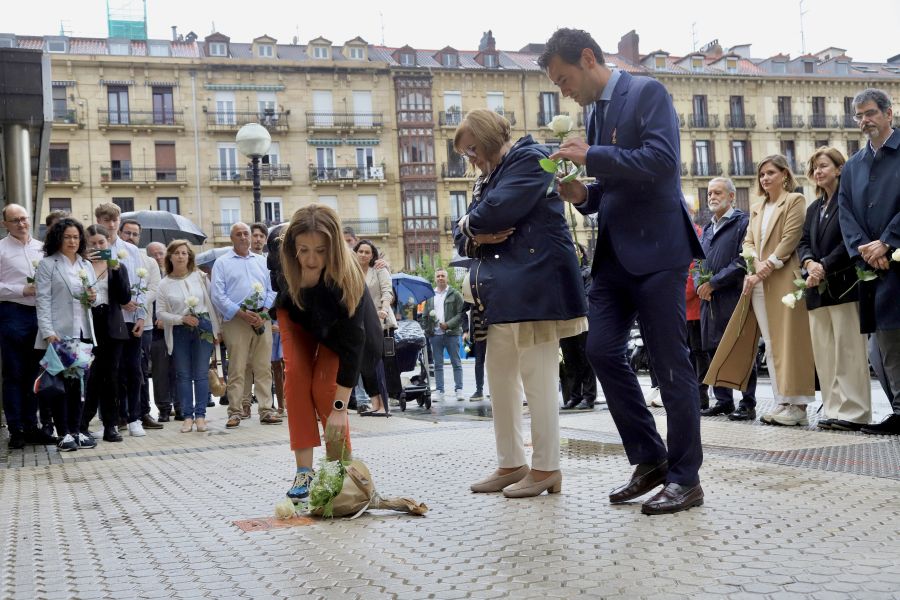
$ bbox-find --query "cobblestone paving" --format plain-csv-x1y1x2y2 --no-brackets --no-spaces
2,373,899,599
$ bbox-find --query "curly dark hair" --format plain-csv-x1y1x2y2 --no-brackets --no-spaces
538,28,604,68
44,218,87,257
353,239,379,268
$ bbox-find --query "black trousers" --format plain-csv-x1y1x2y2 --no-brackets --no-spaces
687,320,710,404
139,329,153,417
150,333,176,415
118,331,144,422
83,307,123,430
560,332,597,402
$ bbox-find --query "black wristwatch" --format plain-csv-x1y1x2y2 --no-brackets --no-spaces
333,399,345,411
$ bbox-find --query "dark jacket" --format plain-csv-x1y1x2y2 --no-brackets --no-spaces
797,193,858,309
453,135,586,326
837,128,900,332
697,209,749,351
421,286,465,336
92,263,133,341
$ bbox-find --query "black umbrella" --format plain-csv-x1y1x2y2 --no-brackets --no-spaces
121,210,207,247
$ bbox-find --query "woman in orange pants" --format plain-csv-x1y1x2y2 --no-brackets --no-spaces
272,204,382,503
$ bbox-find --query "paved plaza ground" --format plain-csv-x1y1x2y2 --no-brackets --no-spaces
1,364,899,599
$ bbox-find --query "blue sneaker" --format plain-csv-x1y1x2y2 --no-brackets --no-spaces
287,467,314,504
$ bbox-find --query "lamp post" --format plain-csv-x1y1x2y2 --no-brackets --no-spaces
235,123,272,224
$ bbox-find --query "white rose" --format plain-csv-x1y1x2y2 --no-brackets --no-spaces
185,296,199,308
273,497,296,520
77,269,88,279
892,248,900,263
429,310,436,317
117,249,128,260
31,260,40,268
549,114,573,136
252,282,264,293
136,267,148,279
781,293,797,309
740,248,755,261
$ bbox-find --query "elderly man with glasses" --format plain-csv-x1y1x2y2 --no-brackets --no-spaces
0,204,57,448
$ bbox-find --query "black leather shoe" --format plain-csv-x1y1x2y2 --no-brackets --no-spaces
728,406,756,421
700,403,734,417
174,413,185,421
576,400,596,410
218,397,229,406
817,418,835,430
102,426,123,443
609,461,668,503
7,430,26,449
24,428,58,445
641,482,704,515
207,401,215,408
562,398,581,410
157,413,170,423
830,419,864,431
861,414,900,435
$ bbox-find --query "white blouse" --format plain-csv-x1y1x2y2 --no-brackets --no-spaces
157,270,221,354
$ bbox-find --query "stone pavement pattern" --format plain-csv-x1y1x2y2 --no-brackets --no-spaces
2,373,900,599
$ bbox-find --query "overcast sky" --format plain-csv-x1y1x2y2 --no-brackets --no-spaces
7,0,899,62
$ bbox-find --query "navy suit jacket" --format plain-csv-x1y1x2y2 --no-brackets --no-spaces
697,209,749,350
837,128,900,331
576,71,703,275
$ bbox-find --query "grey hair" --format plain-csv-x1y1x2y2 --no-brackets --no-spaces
230,221,249,235
852,88,892,112
709,177,736,195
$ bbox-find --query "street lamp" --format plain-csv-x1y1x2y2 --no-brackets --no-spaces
235,123,272,223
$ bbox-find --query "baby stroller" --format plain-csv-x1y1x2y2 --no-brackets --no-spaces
393,319,431,411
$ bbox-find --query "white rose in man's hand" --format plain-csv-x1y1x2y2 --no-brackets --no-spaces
549,114,574,137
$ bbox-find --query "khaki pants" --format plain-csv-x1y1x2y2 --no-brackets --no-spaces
222,318,273,419
486,323,560,472
809,302,871,423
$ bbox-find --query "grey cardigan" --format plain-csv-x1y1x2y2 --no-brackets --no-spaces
34,253,97,349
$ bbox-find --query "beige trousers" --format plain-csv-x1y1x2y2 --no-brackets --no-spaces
222,318,273,419
809,302,871,423
486,323,560,472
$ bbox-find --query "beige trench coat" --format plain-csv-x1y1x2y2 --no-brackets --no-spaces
704,193,815,396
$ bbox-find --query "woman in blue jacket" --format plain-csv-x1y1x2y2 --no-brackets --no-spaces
453,109,587,498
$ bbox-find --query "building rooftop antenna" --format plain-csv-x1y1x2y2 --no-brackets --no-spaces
799,0,808,55
691,22,698,52
380,11,385,46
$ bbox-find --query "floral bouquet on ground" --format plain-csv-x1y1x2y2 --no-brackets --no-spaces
184,296,215,344
241,282,271,335
39,337,95,395
274,456,429,520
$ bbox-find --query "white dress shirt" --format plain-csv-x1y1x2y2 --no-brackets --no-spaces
0,234,44,307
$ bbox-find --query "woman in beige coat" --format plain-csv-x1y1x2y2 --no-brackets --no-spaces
742,155,816,425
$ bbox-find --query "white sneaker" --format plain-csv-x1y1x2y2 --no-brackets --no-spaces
768,404,809,427
456,390,465,401
760,403,788,424
433,392,443,402
644,387,661,407
128,420,146,437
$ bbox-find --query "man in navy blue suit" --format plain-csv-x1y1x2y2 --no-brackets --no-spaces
540,28,705,514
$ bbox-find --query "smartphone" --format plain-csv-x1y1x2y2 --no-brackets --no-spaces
93,248,112,260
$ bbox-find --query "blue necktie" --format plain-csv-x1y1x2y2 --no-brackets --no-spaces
593,100,608,144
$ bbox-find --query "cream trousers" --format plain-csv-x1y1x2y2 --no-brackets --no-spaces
486,323,560,471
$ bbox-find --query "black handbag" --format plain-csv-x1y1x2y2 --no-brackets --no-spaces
33,369,66,400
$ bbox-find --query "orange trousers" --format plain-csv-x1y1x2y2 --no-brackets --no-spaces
278,308,352,453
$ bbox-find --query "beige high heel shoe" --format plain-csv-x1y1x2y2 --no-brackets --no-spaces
195,418,207,432
180,418,194,433
502,470,562,498
470,465,529,493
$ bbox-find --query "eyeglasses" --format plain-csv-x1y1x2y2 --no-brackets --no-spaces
120,230,140,238
853,108,881,123
4,217,29,225
459,144,477,158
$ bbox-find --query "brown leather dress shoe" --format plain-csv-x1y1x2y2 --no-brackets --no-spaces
260,414,282,424
141,415,164,429
225,416,241,428
641,482,704,515
609,461,668,503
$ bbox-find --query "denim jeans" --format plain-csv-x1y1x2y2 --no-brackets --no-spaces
172,325,214,419
430,334,462,393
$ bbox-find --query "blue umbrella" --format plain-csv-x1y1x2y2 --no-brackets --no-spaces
391,273,434,306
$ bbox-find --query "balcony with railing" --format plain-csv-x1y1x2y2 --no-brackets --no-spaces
538,110,568,128
206,110,290,133
343,218,390,236
45,165,82,187
308,165,386,186
842,114,858,128
774,115,804,129
208,164,293,188
808,114,839,129
495,110,516,126
726,114,756,129
441,162,470,179
399,163,436,178
690,162,723,177
99,165,187,187
688,114,720,129
402,216,440,232
98,109,185,131
729,161,758,177
438,111,463,127
211,223,234,238
52,107,81,128
305,112,383,131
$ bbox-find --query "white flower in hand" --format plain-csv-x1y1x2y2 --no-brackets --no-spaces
252,281,264,293
185,296,199,308
136,267,148,279
781,293,797,309
892,248,900,263
549,114,574,137
741,248,756,261
429,309,436,317
77,269,88,279
31,260,40,268
117,249,128,260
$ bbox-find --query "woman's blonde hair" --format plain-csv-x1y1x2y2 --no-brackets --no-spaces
805,146,846,198
279,204,365,315
755,154,798,198
164,239,196,274
453,109,511,172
